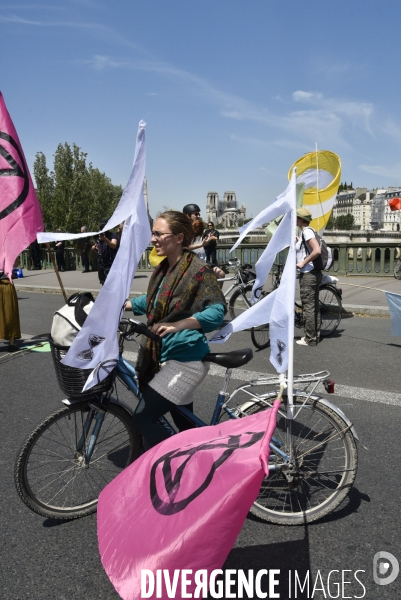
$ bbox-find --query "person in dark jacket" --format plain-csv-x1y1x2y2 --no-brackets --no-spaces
92,220,118,284
54,229,65,272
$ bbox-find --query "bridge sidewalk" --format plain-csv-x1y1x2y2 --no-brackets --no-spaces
13,268,398,316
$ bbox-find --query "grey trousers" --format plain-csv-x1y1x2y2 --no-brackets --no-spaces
299,270,322,345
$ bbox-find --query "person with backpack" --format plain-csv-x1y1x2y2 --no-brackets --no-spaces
295,207,322,346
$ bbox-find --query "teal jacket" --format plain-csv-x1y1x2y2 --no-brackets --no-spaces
130,295,225,363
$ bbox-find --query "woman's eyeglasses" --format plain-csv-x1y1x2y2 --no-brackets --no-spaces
151,231,174,240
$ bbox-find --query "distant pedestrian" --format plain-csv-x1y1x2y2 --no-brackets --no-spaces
295,207,322,346
30,240,41,270
202,221,220,265
54,229,65,272
0,270,21,351
116,222,124,250
76,226,90,273
93,219,118,284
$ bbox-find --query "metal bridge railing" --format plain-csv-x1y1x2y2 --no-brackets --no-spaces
17,241,400,277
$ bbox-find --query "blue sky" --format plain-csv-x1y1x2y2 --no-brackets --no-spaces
1,0,401,220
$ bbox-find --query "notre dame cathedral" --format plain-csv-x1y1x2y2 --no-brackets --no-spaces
205,191,246,227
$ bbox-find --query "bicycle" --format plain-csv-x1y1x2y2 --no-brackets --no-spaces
251,263,343,350
218,257,256,319
394,246,401,279
14,320,358,525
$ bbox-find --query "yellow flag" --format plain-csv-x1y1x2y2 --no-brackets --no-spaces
288,150,341,234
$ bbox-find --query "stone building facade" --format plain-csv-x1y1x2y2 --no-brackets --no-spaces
332,188,374,230
370,187,401,231
205,191,246,227
332,186,401,231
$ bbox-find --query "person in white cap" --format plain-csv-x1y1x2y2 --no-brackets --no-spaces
295,207,322,346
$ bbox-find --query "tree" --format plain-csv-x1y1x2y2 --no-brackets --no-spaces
338,181,354,192
335,214,355,230
34,143,123,233
33,152,54,230
325,212,335,230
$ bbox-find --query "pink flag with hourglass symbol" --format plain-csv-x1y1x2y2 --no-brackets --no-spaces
97,401,280,600
0,92,44,279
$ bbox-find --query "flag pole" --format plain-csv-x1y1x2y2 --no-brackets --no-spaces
315,142,320,232
286,168,297,418
46,242,68,303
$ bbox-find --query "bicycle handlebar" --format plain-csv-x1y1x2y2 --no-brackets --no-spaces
119,318,160,342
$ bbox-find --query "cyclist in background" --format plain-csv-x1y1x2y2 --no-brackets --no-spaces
125,210,226,448
295,207,322,346
183,204,225,282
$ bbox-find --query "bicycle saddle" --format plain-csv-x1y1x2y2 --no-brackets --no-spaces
202,348,253,369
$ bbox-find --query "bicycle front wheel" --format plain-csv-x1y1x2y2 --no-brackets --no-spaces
229,283,253,320
15,400,140,520
251,323,270,350
243,395,358,525
394,259,401,279
319,284,342,336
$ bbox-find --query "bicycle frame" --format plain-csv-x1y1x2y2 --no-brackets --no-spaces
64,353,290,472
117,355,322,472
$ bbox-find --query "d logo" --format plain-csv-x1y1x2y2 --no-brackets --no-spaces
0,131,29,220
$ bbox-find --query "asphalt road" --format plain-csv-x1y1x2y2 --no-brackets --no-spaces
1,291,400,599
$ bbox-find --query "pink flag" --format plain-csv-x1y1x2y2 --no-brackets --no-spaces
98,402,280,600
0,92,44,279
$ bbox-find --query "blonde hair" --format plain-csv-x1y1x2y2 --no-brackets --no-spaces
157,211,194,247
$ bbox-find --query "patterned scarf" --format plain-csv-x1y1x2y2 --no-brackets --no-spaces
136,250,226,391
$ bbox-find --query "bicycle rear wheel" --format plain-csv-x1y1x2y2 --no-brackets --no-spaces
15,400,140,520
243,395,358,525
229,283,253,320
394,259,401,280
319,284,342,336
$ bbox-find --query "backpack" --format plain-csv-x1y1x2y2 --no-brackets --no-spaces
51,292,95,346
301,227,333,271
240,263,257,283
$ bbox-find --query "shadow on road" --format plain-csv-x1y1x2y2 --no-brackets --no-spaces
220,533,311,599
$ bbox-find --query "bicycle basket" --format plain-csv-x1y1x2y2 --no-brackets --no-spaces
240,264,256,283
49,336,114,397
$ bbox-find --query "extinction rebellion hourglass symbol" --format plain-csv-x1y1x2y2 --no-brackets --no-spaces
77,334,105,361
275,339,286,367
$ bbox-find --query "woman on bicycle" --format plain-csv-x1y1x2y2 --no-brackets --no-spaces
125,211,226,448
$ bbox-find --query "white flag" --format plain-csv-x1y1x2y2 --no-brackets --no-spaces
61,121,151,390
231,179,294,253
209,171,297,374
251,211,291,302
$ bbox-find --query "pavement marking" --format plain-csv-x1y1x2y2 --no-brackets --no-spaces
16,337,400,408
121,350,401,407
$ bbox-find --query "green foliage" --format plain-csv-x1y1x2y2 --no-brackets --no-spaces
338,181,354,192
33,143,122,233
335,213,355,230
325,212,335,230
